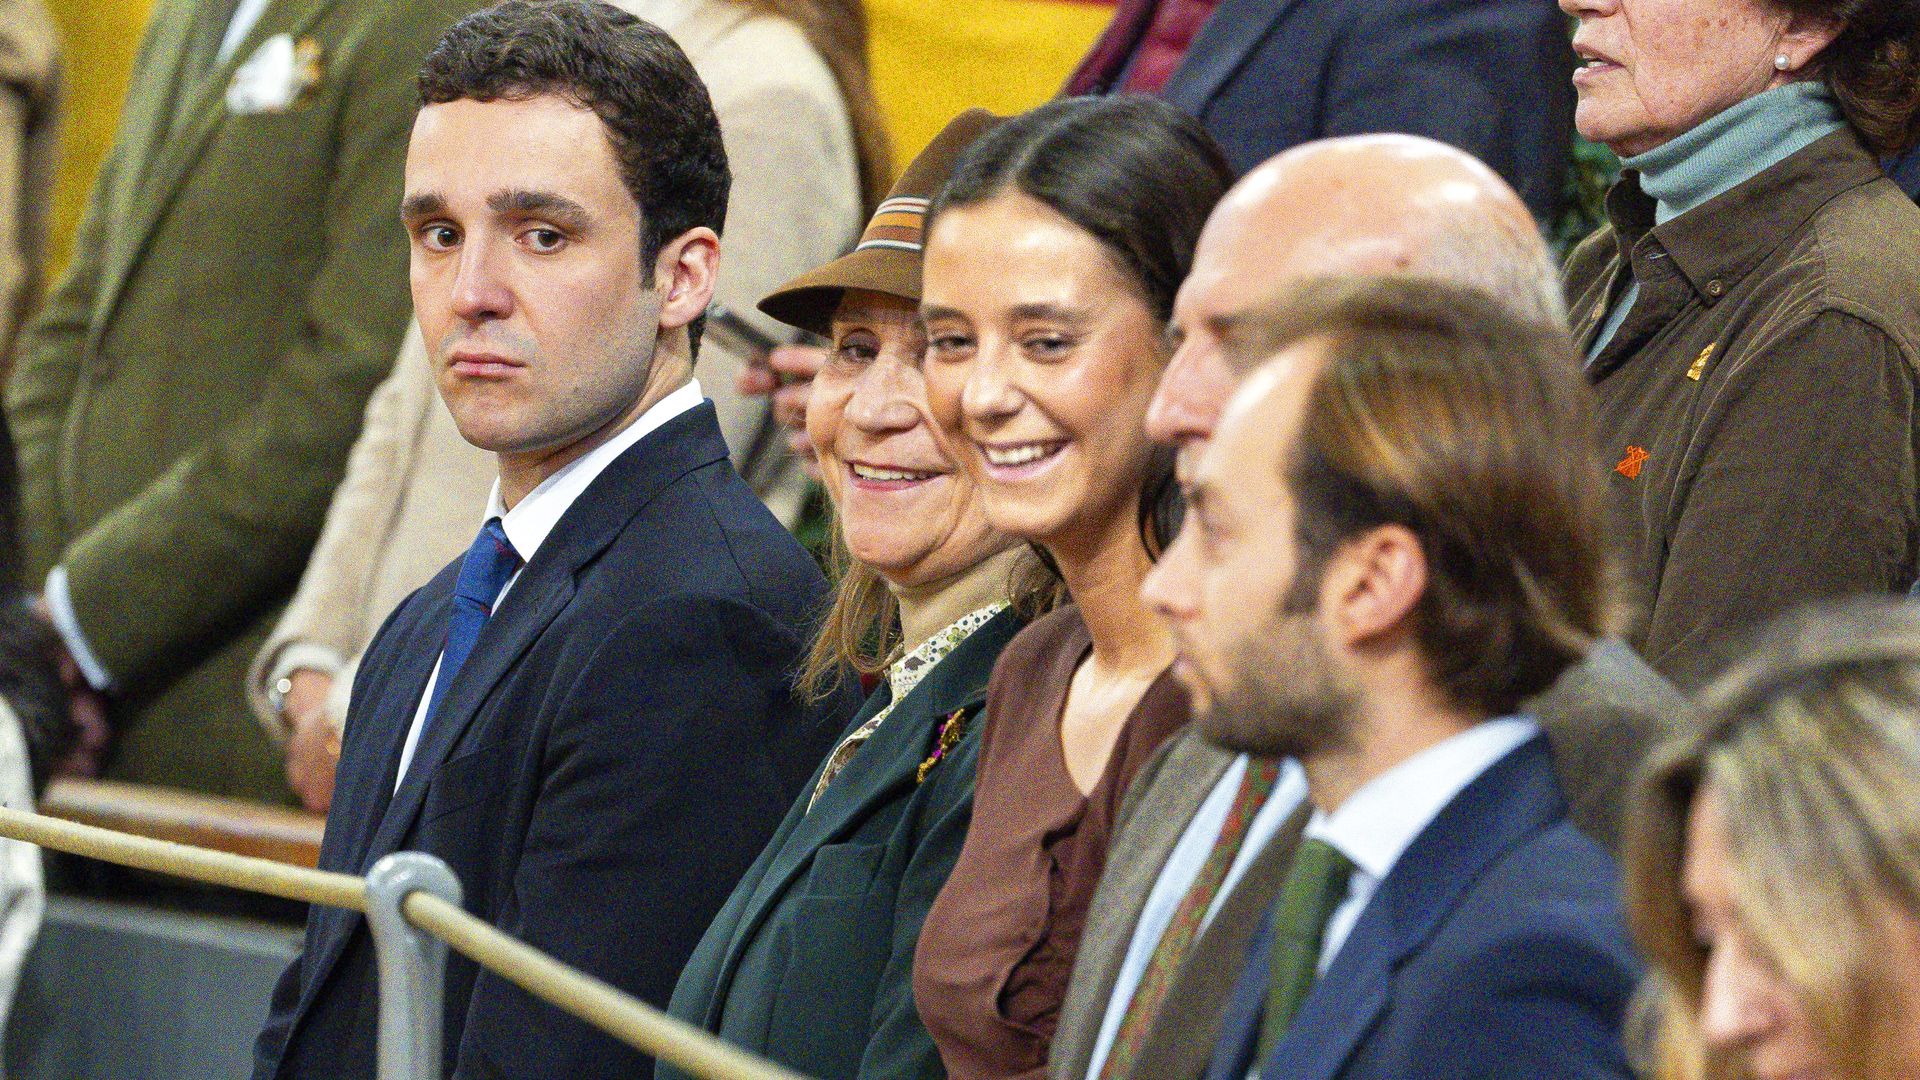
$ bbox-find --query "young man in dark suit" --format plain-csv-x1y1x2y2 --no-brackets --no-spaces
250,4,851,1077
1143,276,1640,1080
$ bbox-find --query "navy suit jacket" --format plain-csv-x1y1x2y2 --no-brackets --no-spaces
250,402,855,1080
1205,734,1640,1080
1116,0,1574,220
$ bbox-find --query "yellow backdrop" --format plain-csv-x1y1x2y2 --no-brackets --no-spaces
41,0,1113,274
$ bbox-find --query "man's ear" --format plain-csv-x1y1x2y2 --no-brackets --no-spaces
1322,524,1427,648
651,226,720,332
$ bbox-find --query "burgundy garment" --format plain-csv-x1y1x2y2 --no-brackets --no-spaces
913,605,1190,1080
1062,0,1160,96
1119,0,1224,93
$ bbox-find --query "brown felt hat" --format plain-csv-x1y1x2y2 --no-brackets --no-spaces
758,108,1005,338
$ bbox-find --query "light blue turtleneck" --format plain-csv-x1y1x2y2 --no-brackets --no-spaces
1585,82,1847,361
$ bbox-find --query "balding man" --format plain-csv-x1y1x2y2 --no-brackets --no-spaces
1049,136,1682,1080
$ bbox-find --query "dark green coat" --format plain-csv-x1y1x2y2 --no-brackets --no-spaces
662,607,1027,1080
5,0,472,799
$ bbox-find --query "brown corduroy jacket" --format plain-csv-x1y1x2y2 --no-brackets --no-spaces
1565,130,1920,691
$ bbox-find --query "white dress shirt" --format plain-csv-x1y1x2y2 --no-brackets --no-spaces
1083,754,1309,1080
218,0,274,63
391,380,704,789
1305,716,1540,973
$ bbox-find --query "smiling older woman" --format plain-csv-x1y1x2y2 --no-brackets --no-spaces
660,110,1053,1080
1561,0,1920,690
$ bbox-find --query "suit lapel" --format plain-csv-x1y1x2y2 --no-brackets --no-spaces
285,403,732,1041
95,0,339,331
289,576,452,1030
1061,727,1236,1078
360,403,731,870
1161,0,1296,116
100,0,197,264
1131,799,1310,1080
1262,736,1567,1080
700,607,1023,1026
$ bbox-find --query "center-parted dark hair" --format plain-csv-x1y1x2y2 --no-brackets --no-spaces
1224,275,1617,717
928,94,1233,558
417,0,731,343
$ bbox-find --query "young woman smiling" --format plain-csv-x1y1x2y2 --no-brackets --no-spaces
909,96,1233,1080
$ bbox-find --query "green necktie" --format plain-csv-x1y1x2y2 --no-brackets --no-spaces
1256,836,1354,1059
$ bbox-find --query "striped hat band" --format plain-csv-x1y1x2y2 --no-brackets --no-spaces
854,196,931,254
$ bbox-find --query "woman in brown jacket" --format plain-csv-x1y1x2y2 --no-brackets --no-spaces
911,96,1232,1080
1560,0,1920,690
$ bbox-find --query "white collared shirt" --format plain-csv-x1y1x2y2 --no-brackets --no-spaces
1305,716,1540,972
391,380,704,789
218,0,274,64
1084,753,1309,1080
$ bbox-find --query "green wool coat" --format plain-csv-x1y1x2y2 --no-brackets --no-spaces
5,0,473,801
662,607,1029,1080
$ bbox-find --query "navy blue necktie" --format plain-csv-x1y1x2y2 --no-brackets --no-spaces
423,518,521,724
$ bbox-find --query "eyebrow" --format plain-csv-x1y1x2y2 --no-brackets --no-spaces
1010,301,1088,324
397,189,593,232
399,192,446,224
488,189,592,231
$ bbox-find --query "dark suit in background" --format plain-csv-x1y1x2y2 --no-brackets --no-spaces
252,405,851,1080
1205,736,1639,1080
664,607,1027,1080
1889,146,1920,201
1050,638,1680,1080
1069,0,1575,221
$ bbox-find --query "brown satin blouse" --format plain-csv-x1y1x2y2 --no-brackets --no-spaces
912,604,1189,1080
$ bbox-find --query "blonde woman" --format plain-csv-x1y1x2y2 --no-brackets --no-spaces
1625,599,1920,1080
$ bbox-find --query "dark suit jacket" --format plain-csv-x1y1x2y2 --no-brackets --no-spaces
662,606,1027,1080
1049,730,1307,1080
1889,147,1920,201
1128,0,1574,220
1049,639,1680,1080
1205,735,1640,1080
250,403,853,1080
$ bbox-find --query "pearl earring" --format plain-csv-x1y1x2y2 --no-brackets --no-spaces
1774,53,1791,71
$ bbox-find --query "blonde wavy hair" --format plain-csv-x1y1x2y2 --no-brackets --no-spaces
1624,598,1920,1080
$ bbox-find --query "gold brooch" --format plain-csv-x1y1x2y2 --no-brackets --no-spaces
917,708,972,783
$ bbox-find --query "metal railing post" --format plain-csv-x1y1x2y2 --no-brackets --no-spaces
366,851,464,1080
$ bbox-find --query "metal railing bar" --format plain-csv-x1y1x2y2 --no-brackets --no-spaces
403,892,812,1080
0,804,367,911
0,804,820,1080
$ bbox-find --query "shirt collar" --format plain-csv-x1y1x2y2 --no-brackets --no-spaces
1608,128,1886,306
484,380,704,563
886,602,1008,705
1305,716,1540,884
1626,82,1845,226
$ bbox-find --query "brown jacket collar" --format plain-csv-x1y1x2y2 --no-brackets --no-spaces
1607,129,1886,306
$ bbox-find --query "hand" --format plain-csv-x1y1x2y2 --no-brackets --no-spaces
280,669,338,814
29,598,110,778
736,344,825,480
